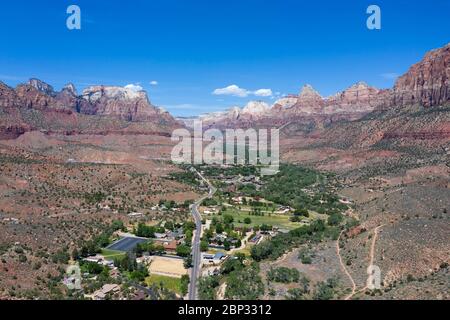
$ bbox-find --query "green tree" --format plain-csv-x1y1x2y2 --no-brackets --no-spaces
198,276,220,300
180,275,190,296
314,278,337,300
185,229,193,244
135,223,156,238
223,240,231,251
223,214,234,224
200,240,209,252
327,213,343,226
221,257,244,275
184,255,193,269
71,248,79,261
225,264,264,300
176,244,191,257
215,223,224,234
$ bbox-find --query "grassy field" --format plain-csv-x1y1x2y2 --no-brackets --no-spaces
232,244,253,256
101,249,126,260
222,207,304,230
145,275,182,294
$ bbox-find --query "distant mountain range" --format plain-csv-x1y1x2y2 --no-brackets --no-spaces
181,42,449,131
0,79,180,139
1,43,449,140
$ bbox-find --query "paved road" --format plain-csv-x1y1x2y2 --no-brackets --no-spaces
188,168,216,300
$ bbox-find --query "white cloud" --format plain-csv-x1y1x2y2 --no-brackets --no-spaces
124,84,144,92
213,85,250,97
253,89,273,97
150,81,158,86
213,84,273,98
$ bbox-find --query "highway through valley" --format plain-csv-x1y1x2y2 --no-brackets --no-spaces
188,168,216,300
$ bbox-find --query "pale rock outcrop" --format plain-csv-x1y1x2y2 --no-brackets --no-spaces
81,85,172,122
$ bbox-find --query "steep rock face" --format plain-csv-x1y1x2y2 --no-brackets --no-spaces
281,82,385,116
0,79,181,137
0,79,69,112
0,82,19,108
15,83,65,111
56,83,80,111
394,43,450,107
324,82,385,114
3,79,179,125
81,85,170,122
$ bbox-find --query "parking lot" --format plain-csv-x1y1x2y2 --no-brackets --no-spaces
107,237,148,252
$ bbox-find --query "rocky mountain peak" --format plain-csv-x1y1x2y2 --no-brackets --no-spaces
273,96,299,109
0,79,181,133
80,85,170,122
82,85,149,104
199,43,450,128
0,81,18,108
56,83,80,112
341,82,380,98
351,81,370,89
0,81,13,93
28,78,56,97
299,84,322,99
228,107,242,120
62,83,77,96
322,82,383,114
294,84,325,113
242,101,270,114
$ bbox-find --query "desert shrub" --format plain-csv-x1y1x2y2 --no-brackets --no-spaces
198,276,220,300
225,264,264,300
267,267,300,283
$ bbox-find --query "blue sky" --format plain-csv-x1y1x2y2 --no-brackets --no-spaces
0,0,449,116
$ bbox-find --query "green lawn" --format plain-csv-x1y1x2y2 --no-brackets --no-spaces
101,249,126,260
233,244,253,256
145,275,182,294
222,207,305,230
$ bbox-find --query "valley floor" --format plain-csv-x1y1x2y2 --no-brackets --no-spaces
0,128,448,300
